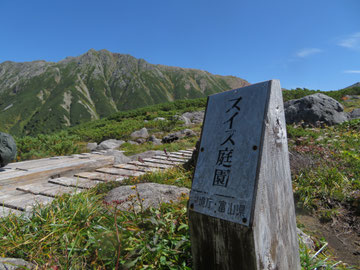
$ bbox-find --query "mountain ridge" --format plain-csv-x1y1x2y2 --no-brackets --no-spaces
0,49,249,136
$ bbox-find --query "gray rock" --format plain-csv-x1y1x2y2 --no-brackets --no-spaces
0,132,17,167
96,139,124,151
104,183,190,213
182,111,205,124
135,138,147,144
297,228,315,250
349,108,360,119
130,127,149,139
176,115,192,126
178,129,196,137
284,93,349,126
162,129,197,143
148,135,162,145
103,150,131,164
86,142,98,151
129,150,163,161
0,257,35,270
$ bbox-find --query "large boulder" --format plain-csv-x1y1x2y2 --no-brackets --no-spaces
284,93,349,126
104,183,189,213
0,132,17,167
96,139,124,151
181,111,205,124
130,128,149,139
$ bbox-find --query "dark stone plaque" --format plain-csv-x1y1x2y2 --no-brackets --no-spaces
189,81,270,226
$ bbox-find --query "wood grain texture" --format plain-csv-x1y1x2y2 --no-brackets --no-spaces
189,210,256,270
74,172,119,181
48,177,102,189
0,206,23,218
95,167,144,177
1,193,54,211
16,182,80,197
153,155,189,162
0,154,114,188
128,161,169,169
157,154,189,160
142,158,181,165
251,80,300,269
113,164,157,172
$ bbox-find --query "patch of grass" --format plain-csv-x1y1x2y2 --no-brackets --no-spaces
15,131,86,161
0,187,191,269
299,240,355,269
0,165,352,269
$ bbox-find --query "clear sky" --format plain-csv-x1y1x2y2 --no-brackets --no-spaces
0,0,359,90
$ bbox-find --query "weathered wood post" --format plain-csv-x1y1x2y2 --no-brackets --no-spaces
188,80,300,270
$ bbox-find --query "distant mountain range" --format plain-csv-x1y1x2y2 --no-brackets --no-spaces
345,82,360,89
0,49,249,136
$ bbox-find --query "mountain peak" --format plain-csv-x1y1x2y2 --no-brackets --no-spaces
345,82,360,89
0,49,249,136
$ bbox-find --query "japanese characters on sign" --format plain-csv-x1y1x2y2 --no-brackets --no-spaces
189,82,270,226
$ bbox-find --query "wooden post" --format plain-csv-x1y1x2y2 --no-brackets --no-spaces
188,80,300,270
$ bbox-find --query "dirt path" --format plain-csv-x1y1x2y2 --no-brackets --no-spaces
297,213,360,268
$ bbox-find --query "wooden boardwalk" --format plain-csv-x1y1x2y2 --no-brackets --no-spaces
0,150,193,218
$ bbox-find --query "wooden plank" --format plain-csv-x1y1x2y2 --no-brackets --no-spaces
95,167,144,177
113,164,158,172
178,150,194,154
0,190,26,202
128,161,170,169
158,154,189,160
0,155,114,188
0,207,23,218
2,193,54,211
143,158,182,165
16,182,80,197
167,152,192,158
153,155,188,162
48,177,102,189
74,172,119,181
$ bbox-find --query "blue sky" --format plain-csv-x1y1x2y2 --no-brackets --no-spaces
0,0,359,90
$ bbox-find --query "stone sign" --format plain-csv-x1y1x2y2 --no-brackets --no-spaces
189,84,269,226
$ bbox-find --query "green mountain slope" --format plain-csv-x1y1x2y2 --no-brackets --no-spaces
0,49,249,136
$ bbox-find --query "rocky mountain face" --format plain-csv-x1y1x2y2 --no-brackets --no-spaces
0,49,249,136
345,82,360,89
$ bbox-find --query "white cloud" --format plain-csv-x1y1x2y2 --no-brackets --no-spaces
296,48,322,58
338,32,360,50
343,70,360,74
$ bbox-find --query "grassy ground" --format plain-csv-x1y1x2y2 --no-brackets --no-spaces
3,93,360,269
0,165,356,269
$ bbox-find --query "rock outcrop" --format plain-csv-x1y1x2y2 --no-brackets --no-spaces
95,139,125,151
130,128,149,140
0,132,17,167
104,183,189,213
284,93,349,126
